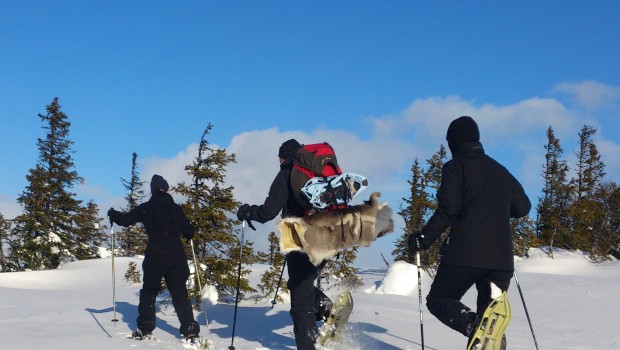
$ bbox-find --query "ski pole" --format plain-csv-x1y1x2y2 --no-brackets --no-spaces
416,250,425,350
229,221,246,350
513,271,539,350
270,259,287,309
110,221,118,325
190,239,209,327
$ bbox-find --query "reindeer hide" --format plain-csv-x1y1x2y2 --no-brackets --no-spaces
278,192,394,266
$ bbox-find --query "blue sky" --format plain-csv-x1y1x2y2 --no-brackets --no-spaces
1,1,619,266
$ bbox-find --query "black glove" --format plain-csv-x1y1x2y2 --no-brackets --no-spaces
107,208,119,224
408,230,428,254
236,204,252,222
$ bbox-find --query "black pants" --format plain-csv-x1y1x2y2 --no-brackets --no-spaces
426,263,512,337
138,255,199,336
286,252,326,350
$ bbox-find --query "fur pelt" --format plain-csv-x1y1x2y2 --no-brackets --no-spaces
278,192,394,266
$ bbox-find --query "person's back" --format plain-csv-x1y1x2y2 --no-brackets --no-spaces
236,139,332,350
409,116,531,349
108,174,199,340
436,142,529,271
129,190,192,257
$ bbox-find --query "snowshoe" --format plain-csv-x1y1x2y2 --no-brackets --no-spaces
466,291,511,350
316,290,354,347
302,173,368,209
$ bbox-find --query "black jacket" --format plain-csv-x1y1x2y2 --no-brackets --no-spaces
421,142,531,271
248,155,306,223
109,192,195,257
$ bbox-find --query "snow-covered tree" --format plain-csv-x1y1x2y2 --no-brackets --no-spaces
12,98,99,270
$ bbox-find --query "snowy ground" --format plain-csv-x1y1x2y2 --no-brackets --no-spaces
0,248,618,350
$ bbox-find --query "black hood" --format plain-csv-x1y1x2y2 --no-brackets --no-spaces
446,116,480,155
278,139,301,159
150,174,169,194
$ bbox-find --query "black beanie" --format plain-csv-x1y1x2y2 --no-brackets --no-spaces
278,139,301,159
446,116,480,150
150,174,169,194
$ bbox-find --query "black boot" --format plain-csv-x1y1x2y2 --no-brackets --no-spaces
314,287,333,321
131,329,152,340
465,312,481,348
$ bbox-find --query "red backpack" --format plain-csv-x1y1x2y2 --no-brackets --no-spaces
290,143,343,211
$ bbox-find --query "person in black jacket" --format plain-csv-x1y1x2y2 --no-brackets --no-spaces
409,116,531,346
236,139,330,350
108,174,200,341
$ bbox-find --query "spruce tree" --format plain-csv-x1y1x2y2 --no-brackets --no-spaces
569,125,607,257
419,145,448,275
116,152,147,256
394,157,429,263
257,232,288,302
574,125,606,200
12,98,98,270
0,213,11,271
536,126,572,257
598,182,620,259
174,123,257,304
321,248,363,290
511,216,537,257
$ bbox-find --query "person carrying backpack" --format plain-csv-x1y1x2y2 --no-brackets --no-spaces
236,139,331,350
108,174,200,341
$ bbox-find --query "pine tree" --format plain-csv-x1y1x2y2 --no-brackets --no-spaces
72,200,105,260
12,98,98,270
574,125,606,200
569,125,607,257
511,216,537,257
321,248,363,290
124,261,142,284
0,213,11,271
116,152,147,256
393,158,429,263
175,123,257,304
597,182,620,259
257,232,288,302
418,145,448,274
537,126,572,258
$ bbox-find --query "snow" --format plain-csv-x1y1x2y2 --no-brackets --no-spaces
0,248,619,349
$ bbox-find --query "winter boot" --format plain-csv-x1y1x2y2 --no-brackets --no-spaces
184,334,199,344
131,329,152,340
465,312,481,346
314,287,333,321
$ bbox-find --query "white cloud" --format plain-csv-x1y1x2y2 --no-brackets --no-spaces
554,80,620,109
597,139,620,183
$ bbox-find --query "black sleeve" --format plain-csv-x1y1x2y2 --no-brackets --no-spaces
110,203,145,227
421,162,461,246
510,174,532,218
250,168,291,223
179,205,196,239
